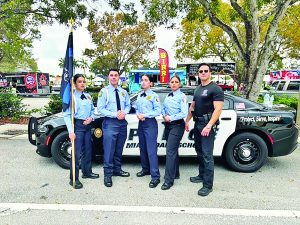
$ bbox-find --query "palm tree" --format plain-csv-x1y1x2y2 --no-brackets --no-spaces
78,58,89,75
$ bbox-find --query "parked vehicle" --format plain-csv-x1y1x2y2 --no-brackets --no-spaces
261,79,300,97
28,88,298,173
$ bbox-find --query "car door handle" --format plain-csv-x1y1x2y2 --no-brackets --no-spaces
220,117,232,120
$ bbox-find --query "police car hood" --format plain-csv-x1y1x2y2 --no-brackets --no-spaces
38,112,65,127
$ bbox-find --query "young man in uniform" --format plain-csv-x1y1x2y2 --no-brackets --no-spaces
97,69,131,187
185,63,224,196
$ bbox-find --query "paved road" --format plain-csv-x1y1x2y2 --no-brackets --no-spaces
0,138,299,224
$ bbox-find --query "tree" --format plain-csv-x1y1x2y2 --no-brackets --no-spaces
84,12,156,75
175,2,300,83
133,0,299,101
0,0,89,71
78,58,90,75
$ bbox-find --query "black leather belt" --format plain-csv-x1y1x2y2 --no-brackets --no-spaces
169,119,184,125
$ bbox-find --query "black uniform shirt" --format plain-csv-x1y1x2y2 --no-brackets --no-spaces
193,82,224,116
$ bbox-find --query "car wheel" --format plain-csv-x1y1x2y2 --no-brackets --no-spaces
51,131,71,169
225,132,268,172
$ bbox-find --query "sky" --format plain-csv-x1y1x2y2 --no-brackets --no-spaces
31,1,179,76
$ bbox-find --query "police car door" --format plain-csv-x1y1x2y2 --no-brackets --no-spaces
213,97,237,156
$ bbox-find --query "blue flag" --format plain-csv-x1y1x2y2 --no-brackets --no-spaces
60,32,73,112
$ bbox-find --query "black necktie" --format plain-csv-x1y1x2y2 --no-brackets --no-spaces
140,92,146,97
115,88,121,110
168,92,174,97
80,93,86,100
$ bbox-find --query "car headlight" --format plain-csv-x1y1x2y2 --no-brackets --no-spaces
38,125,49,133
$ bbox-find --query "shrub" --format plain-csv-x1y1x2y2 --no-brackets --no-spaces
44,94,62,114
0,90,26,119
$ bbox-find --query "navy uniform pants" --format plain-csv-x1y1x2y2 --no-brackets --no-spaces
138,118,160,180
194,121,216,189
70,119,93,181
102,118,127,177
164,119,185,184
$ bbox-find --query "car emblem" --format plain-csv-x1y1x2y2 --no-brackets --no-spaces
94,128,102,138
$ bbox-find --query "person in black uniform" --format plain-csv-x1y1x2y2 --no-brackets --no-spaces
161,75,188,190
64,74,99,189
185,63,224,196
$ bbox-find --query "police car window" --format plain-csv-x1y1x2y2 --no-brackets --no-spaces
233,96,263,110
286,82,300,91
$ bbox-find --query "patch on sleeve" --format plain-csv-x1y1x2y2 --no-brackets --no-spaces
121,92,125,97
87,95,92,100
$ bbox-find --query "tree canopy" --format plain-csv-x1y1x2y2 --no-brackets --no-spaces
0,0,89,71
84,12,156,75
110,0,299,100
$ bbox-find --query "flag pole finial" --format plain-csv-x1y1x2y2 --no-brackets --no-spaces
68,18,75,32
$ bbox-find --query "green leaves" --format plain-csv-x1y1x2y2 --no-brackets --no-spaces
84,12,156,75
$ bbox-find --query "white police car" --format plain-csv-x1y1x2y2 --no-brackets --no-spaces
28,88,298,172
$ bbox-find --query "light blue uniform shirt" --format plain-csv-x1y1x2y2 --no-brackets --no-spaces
136,89,161,118
162,89,188,121
97,84,130,118
63,90,95,133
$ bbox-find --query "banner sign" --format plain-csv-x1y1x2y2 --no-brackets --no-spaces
269,70,300,81
158,48,170,83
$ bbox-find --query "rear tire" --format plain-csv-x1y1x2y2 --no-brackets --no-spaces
225,132,268,172
51,131,71,169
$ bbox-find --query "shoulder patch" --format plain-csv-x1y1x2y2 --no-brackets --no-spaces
156,96,160,102
87,95,92,100
121,92,125,97
98,90,104,97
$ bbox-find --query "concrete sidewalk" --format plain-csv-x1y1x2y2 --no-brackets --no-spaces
0,123,28,139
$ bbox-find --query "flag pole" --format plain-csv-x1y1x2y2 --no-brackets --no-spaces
68,18,76,188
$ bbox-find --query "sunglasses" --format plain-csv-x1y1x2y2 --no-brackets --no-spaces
198,70,209,73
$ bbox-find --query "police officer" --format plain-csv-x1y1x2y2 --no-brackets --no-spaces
97,69,131,187
64,74,99,190
185,63,224,196
136,74,161,188
161,75,188,190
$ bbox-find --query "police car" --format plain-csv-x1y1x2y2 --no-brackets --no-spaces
28,88,298,173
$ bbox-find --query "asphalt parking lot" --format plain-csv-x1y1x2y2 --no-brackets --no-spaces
0,137,299,225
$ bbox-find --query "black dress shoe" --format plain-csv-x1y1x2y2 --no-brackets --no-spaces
69,180,83,189
136,170,150,177
190,175,203,183
161,182,173,190
82,172,99,179
113,170,130,177
104,177,112,187
149,179,160,188
198,187,212,196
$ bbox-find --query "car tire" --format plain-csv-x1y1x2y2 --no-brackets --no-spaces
51,131,71,169
225,132,268,172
